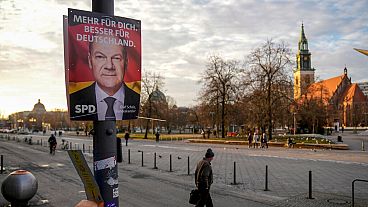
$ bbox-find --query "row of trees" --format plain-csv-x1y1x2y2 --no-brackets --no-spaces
136,39,367,138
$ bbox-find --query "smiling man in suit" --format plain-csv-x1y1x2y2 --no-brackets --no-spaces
70,35,140,121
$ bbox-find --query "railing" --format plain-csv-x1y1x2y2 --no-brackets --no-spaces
352,179,368,207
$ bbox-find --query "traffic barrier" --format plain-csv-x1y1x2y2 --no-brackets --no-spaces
169,154,172,172
352,179,368,207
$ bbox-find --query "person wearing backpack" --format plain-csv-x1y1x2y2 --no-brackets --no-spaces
194,148,214,207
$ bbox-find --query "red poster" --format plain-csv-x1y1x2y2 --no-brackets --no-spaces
66,8,141,121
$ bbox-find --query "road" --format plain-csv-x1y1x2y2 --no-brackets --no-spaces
1,133,368,207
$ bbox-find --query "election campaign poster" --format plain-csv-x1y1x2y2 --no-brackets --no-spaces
65,8,141,121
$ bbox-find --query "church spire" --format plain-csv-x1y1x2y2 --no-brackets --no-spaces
299,23,308,51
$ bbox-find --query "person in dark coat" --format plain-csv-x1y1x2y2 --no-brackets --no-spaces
48,134,57,154
155,131,160,142
195,148,214,207
124,131,130,146
247,132,253,148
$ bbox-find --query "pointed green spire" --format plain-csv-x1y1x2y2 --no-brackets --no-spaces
299,23,308,51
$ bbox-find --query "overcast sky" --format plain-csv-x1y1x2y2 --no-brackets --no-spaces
0,0,367,116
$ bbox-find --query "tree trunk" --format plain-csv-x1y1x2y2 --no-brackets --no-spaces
221,92,226,138
267,79,273,140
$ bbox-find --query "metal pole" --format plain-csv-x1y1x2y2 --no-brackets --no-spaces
154,153,157,169
352,180,355,207
233,161,236,185
41,139,42,146
117,138,122,163
141,151,144,167
128,149,131,164
91,0,118,204
170,154,172,172
264,165,269,191
362,140,365,151
1,155,3,174
308,170,313,199
187,156,190,175
83,144,85,153
70,141,72,150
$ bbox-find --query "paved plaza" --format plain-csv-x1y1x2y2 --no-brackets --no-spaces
0,132,367,206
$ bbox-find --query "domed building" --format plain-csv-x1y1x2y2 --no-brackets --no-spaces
149,87,167,103
9,99,69,132
32,99,47,114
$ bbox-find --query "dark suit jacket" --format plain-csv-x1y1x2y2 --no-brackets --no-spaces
69,82,140,120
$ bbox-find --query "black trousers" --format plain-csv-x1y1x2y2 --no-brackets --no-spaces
196,188,213,207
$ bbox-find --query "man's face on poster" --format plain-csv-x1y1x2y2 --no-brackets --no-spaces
88,40,126,96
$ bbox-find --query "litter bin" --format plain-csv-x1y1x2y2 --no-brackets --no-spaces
337,135,342,142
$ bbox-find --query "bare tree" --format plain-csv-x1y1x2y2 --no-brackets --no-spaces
199,55,241,138
140,71,165,139
243,40,293,140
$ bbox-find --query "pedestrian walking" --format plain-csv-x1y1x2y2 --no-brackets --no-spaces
253,132,259,148
261,133,268,148
247,132,253,148
124,131,130,146
194,148,214,207
155,131,160,142
48,134,57,154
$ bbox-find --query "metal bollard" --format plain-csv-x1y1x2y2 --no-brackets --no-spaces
128,149,131,164
362,140,365,151
1,155,3,174
70,142,72,150
308,171,313,199
154,153,157,169
187,156,190,175
233,162,237,185
1,170,38,206
264,165,269,191
37,140,39,145
83,144,85,153
141,151,144,167
170,154,172,172
41,139,42,146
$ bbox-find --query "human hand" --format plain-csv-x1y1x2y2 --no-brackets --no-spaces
75,200,104,207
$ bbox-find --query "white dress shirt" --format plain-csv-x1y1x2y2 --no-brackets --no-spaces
95,84,125,120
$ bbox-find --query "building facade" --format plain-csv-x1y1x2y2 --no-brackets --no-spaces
357,82,368,97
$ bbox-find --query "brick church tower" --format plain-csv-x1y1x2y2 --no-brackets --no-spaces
294,24,315,100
